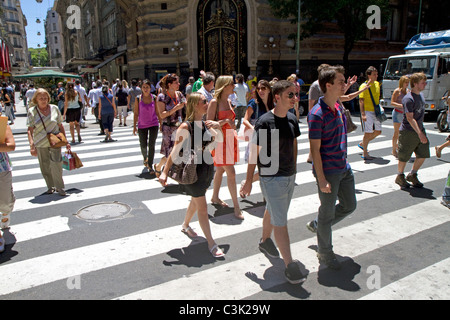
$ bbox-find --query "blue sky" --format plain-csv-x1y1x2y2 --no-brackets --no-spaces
22,0,55,49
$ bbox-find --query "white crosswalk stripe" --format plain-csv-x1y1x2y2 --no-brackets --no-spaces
1,118,449,300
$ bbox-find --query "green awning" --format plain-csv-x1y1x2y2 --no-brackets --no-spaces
14,69,82,79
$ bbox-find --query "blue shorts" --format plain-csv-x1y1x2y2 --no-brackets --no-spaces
392,109,403,124
259,175,295,227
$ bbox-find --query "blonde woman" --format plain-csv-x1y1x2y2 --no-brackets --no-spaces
159,92,225,258
207,75,244,220
63,82,82,144
390,76,410,158
27,89,70,196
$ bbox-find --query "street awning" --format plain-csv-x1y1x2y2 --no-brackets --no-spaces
14,69,82,79
94,51,126,70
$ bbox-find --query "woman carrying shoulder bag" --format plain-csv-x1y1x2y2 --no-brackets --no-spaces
27,89,70,196
159,92,225,258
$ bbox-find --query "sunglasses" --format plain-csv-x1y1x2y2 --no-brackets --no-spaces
287,92,299,99
200,99,208,104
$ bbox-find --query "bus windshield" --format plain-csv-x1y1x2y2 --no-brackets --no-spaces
384,56,436,80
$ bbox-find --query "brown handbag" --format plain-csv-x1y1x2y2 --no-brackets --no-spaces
36,106,68,148
344,108,358,133
167,122,198,185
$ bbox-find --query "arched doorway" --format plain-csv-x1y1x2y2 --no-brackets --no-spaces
197,0,248,76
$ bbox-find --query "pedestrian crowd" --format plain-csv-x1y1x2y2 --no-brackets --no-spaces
0,66,448,286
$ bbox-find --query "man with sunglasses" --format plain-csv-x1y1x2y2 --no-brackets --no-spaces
307,66,357,270
241,80,306,284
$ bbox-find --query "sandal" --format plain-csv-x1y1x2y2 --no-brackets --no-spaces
209,244,225,258
239,180,246,198
181,226,198,238
436,146,442,159
153,164,161,178
211,199,229,207
1,213,10,229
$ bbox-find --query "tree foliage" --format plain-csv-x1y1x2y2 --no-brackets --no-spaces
29,48,49,67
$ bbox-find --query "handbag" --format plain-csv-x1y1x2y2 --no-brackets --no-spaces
368,86,387,123
344,108,358,133
167,122,198,185
36,106,68,148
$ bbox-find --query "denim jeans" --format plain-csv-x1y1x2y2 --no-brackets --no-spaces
316,168,357,255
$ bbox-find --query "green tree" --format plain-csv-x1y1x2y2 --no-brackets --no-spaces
29,48,49,67
268,0,391,70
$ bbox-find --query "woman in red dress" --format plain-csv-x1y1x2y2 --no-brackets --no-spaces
207,75,243,220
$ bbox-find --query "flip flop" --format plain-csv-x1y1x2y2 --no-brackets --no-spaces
361,155,375,160
209,244,225,258
211,199,229,207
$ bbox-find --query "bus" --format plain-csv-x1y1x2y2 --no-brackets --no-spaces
380,30,450,114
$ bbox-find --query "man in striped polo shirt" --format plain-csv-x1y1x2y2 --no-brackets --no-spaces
307,66,357,270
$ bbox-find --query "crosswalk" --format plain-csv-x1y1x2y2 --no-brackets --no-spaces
1,117,449,300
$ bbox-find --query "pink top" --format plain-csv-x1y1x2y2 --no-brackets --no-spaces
138,96,159,129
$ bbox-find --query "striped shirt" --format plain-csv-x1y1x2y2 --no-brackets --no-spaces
308,97,350,175
0,152,11,172
27,105,63,148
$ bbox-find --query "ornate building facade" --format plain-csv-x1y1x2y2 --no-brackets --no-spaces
55,0,448,84
118,0,434,84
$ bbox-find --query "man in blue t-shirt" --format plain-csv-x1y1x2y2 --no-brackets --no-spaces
307,65,357,270
395,72,430,189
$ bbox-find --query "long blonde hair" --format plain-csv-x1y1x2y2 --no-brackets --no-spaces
398,75,410,90
214,75,234,101
185,92,203,121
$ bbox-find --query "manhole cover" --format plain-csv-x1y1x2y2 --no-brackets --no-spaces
76,202,132,222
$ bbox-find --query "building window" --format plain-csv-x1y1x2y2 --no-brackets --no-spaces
161,3,167,10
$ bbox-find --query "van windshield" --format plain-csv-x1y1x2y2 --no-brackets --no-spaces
384,56,435,79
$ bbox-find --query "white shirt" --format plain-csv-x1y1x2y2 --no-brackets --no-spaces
75,85,87,104
25,88,36,100
234,83,249,106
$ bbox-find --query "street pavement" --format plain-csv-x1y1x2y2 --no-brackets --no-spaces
1,94,449,302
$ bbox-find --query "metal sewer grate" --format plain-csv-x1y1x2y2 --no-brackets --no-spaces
75,201,132,222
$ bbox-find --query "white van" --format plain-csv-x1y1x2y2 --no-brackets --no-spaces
380,30,450,113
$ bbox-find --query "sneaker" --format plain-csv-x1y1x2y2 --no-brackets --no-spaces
306,220,317,233
441,200,450,209
258,238,280,258
406,172,424,188
285,260,307,284
395,173,411,189
317,252,341,270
